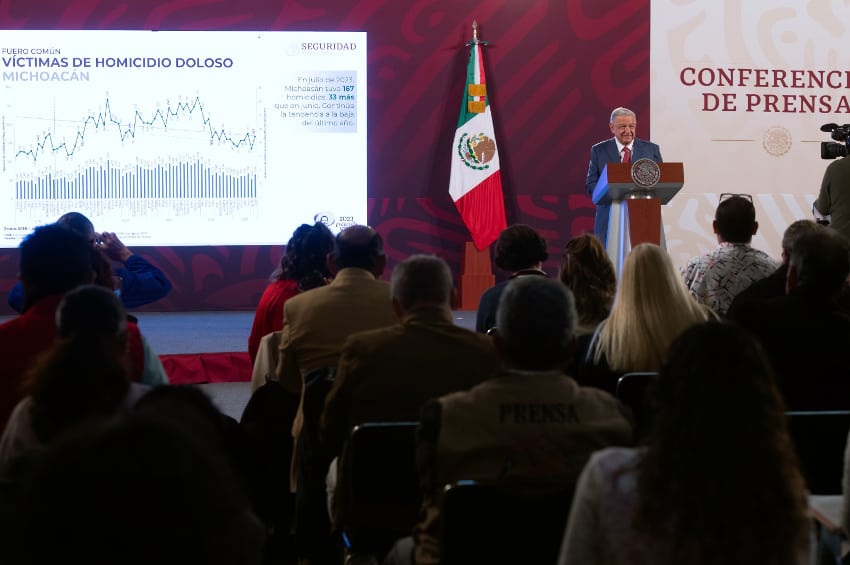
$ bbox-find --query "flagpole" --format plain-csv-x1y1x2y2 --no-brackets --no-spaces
456,20,500,310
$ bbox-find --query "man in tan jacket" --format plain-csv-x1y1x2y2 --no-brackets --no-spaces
321,254,501,538
276,224,397,563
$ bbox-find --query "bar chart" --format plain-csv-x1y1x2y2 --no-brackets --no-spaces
15,159,258,216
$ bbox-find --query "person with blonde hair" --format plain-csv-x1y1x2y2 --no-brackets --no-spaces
581,243,712,394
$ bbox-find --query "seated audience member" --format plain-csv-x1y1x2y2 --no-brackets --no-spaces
0,225,96,432
132,384,246,482
248,222,334,365
681,194,779,316
387,277,632,565
559,322,810,565
582,244,712,394
0,285,151,465
321,255,501,533
277,224,397,562
727,219,823,315
558,233,616,336
844,428,850,535
7,212,172,312
728,229,850,410
278,224,397,465
87,246,169,387
0,413,265,565
475,223,548,333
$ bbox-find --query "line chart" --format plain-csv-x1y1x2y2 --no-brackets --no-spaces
15,95,258,163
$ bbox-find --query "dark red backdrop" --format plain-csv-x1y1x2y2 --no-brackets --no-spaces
0,0,650,313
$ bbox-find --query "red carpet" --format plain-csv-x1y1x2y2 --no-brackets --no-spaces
159,352,251,385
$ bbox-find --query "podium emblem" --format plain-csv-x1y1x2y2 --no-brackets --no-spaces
631,158,661,188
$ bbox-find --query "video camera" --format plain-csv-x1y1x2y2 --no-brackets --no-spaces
820,123,850,159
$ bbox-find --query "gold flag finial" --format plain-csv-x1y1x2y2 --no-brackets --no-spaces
466,20,487,47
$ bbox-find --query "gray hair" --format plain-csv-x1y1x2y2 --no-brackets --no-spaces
610,107,636,123
781,220,822,259
789,229,850,293
390,254,454,310
496,277,577,370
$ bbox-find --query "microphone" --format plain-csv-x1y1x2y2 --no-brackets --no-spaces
821,123,839,132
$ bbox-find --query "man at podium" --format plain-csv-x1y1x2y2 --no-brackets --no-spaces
586,107,663,245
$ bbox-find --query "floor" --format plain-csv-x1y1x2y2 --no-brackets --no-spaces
0,309,479,422
0,309,478,355
185,310,476,421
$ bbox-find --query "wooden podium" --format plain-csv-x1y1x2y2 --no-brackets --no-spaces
458,241,494,310
592,162,684,275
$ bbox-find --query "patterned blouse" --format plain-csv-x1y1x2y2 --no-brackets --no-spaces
681,242,779,317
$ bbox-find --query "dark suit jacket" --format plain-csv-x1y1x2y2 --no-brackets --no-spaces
585,138,663,244
728,289,850,411
726,265,788,317
474,269,548,333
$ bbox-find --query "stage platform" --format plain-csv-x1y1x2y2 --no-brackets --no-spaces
134,310,478,353
0,310,478,354
0,310,480,421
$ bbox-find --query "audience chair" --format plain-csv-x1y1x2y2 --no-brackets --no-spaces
239,378,299,564
615,372,658,442
785,410,850,495
295,366,339,561
439,481,574,565
339,421,420,559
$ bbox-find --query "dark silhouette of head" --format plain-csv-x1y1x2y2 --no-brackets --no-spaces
27,285,129,444
713,196,757,243
330,225,386,276
787,228,850,298
56,214,118,290
493,224,548,272
19,224,93,309
390,254,454,313
0,413,264,565
494,276,576,371
272,222,335,290
780,220,822,264
133,384,246,486
56,212,96,244
637,322,808,565
56,284,127,339
558,233,616,329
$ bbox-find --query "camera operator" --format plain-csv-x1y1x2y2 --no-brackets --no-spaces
815,124,850,242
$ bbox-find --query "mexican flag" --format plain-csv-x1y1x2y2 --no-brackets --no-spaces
448,40,507,251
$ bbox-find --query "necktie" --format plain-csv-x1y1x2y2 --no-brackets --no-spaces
622,146,631,164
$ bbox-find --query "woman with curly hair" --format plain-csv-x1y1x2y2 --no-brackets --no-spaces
558,233,616,337
559,322,811,565
581,243,712,394
248,222,334,364
475,224,549,333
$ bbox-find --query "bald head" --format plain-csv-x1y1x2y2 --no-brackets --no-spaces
390,254,454,311
331,224,386,276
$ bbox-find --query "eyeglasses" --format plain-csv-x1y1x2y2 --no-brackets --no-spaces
719,193,753,203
